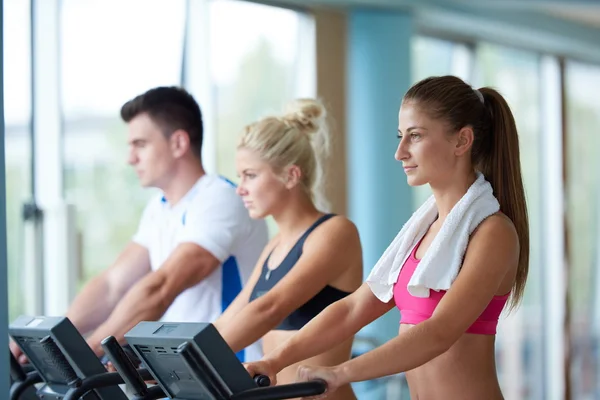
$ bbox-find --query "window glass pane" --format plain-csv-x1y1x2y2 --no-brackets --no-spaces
61,0,185,284
209,0,315,235
412,36,457,82
474,43,544,400
209,0,314,182
61,0,186,118
3,0,32,321
565,60,600,400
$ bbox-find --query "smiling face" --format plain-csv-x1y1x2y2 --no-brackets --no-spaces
395,101,468,187
235,148,291,219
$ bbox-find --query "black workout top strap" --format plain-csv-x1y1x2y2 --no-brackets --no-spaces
248,213,352,330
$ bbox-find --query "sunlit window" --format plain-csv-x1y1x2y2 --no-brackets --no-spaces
209,0,315,235
3,0,32,321
209,0,315,183
565,60,600,400
473,43,544,400
60,0,185,283
60,0,314,284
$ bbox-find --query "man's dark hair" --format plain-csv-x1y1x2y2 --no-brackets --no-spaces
121,86,203,158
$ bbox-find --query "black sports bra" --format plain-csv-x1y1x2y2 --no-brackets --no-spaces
248,214,352,330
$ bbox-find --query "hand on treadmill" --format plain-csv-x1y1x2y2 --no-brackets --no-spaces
9,339,29,364
105,361,117,372
243,359,278,387
295,365,335,399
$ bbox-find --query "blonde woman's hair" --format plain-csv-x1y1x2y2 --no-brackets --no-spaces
238,98,331,211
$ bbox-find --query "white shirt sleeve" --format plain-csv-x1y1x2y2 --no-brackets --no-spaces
132,196,160,249
177,183,249,262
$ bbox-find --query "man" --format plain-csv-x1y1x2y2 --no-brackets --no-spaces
11,86,268,363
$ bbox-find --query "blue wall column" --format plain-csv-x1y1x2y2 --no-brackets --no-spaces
347,10,413,345
1,0,9,395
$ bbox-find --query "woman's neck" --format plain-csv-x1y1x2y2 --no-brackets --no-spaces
272,194,324,240
430,170,477,223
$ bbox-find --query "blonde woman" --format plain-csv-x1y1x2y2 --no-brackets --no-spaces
214,99,362,400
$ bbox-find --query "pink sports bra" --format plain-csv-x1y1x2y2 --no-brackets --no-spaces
393,238,509,335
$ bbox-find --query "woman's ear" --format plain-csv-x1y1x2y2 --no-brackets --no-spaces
284,165,303,189
455,126,474,156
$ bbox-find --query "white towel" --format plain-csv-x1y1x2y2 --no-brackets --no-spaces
366,172,500,302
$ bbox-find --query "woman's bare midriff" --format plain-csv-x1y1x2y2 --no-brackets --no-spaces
399,324,504,400
263,330,357,400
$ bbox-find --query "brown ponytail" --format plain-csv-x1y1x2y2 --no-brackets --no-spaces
478,88,529,310
404,76,529,310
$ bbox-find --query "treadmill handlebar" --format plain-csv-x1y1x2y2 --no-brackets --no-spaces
177,340,326,400
231,379,327,400
39,335,81,387
101,335,149,397
253,374,271,387
9,371,43,400
178,341,232,398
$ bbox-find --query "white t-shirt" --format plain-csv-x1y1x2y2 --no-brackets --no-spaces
132,174,268,362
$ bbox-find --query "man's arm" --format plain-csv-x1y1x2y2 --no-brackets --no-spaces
85,242,221,356
66,242,151,336
9,243,150,364
214,238,277,333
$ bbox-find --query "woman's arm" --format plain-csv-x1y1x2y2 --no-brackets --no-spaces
217,216,363,353
323,214,519,386
262,283,395,374
214,238,276,331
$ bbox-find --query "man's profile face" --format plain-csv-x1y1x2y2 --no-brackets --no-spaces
126,113,175,189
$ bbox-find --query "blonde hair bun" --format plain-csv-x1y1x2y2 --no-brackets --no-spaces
237,97,331,211
281,98,327,137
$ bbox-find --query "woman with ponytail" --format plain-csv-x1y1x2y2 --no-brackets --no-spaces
213,99,363,399
246,76,529,400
